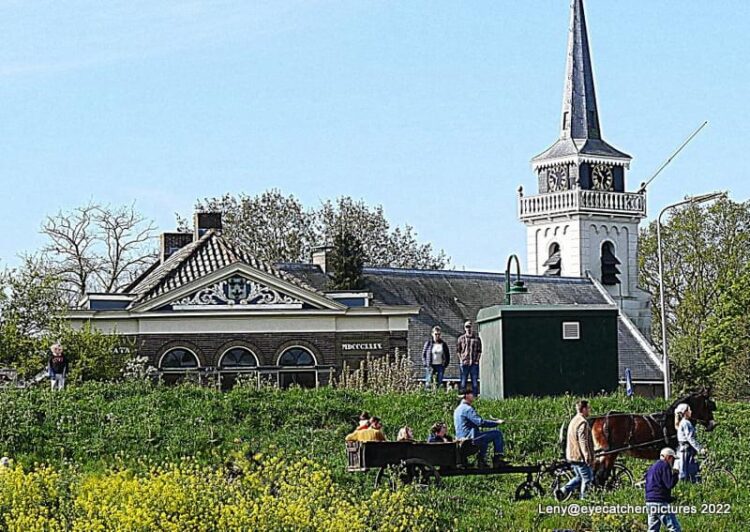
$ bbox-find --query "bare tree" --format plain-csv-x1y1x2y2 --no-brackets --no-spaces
41,203,157,302
94,205,157,292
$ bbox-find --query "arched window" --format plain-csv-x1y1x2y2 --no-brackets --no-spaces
159,348,199,369
219,347,259,369
218,347,259,391
277,346,317,389
543,242,561,276
278,347,316,367
600,241,621,285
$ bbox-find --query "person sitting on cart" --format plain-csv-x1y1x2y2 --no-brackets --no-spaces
427,422,454,443
397,426,415,442
356,411,371,431
453,390,505,468
346,416,387,442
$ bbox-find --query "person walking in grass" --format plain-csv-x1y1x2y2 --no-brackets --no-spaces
47,343,68,391
644,447,681,532
674,403,706,483
556,399,595,500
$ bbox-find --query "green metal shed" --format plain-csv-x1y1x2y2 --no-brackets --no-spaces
476,304,619,399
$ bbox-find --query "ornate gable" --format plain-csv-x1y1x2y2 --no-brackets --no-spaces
171,273,303,310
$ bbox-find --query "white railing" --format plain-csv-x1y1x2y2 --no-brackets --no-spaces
518,189,647,220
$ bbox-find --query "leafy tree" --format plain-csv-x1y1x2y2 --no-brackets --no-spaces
189,191,450,269
0,256,63,376
48,322,133,383
701,266,750,399
638,197,750,391
329,228,364,290
189,190,315,263
41,202,157,302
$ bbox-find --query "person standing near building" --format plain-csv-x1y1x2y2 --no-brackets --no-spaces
556,400,595,500
674,403,706,482
456,320,481,395
47,343,68,391
644,447,681,532
422,326,450,389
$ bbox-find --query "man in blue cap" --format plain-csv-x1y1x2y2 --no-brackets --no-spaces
453,390,504,468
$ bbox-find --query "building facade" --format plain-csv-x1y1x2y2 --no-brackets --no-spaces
68,0,665,396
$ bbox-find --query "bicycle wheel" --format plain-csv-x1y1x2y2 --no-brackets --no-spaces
604,462,635,491
701,463,738,489
546,464,575,501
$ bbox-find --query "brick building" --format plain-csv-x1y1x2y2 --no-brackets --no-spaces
67,0,665,395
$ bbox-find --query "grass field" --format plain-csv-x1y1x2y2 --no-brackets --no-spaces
0,382,747,531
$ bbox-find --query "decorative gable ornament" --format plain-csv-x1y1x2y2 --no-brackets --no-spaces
171,275,303,310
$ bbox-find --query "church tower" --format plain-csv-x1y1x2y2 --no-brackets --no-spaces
518,0,651,331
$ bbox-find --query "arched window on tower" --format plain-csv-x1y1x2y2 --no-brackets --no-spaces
600,241,621,285
543,243,561,276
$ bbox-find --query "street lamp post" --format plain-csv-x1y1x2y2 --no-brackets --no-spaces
656,192,726,400
504,254,528,305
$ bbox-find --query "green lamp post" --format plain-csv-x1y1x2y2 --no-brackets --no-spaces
504,254,528,305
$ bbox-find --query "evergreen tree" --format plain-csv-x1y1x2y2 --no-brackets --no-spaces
329,228,364,290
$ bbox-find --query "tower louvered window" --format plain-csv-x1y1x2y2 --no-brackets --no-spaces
543,243,561,276
601,241,621,285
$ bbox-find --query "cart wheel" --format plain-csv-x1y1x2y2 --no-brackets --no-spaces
604,462,634,491
374,466,388,489
515,480,543,501
401,458,441,487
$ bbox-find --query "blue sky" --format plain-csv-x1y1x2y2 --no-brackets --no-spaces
1,1,749,271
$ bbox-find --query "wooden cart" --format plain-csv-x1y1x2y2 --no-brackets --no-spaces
346,440,547,500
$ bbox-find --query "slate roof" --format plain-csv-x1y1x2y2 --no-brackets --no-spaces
531,0,631,165
275,264,663,382
126,231,323,305
617,316,663,381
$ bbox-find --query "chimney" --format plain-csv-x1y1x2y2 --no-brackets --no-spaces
161,232,193,262
312,245,334,273
194,212,222,240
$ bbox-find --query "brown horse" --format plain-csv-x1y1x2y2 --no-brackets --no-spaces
588,389,716,482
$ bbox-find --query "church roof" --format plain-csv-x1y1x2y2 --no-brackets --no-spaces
125,231,323,305
532,0,631,166
277,264,663,382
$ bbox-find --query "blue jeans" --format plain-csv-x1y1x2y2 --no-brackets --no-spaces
460,364,479,395
646,503,682,531
424,365,445,389
473,429,504,459
562,463,593,499
678,447,699,482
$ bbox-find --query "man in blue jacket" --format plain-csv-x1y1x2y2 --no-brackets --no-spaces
453,391,504,468
644,447,681,532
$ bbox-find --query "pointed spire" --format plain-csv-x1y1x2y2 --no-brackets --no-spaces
561,0,600,140
531,0,630,168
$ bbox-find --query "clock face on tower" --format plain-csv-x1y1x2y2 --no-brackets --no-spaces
546,165,569,192
591,164,614,191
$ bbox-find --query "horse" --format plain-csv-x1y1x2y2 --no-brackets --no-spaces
588,388,716,483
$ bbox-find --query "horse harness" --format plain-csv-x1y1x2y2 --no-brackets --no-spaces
595,411,675,456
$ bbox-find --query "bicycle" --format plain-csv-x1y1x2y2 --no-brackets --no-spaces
544,460,634,501
697,453,738,489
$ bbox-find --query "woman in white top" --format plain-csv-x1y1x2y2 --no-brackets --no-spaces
674,403,706,482
421,326,450,389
